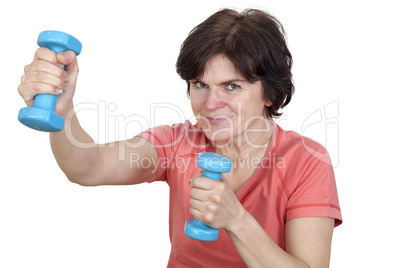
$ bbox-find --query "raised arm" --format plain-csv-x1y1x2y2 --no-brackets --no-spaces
18,48,158,186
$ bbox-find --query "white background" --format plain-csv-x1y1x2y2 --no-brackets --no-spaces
1,0,401,267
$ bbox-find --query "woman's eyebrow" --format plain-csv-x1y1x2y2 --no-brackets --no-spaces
219,79,246,85
190,78,246,85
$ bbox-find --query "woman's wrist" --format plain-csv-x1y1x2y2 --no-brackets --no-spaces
56,101,75,119
225,207,251,236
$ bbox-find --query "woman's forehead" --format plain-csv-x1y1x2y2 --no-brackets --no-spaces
198,54,246,81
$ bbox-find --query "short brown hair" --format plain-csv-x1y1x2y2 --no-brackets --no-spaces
176,8,294,118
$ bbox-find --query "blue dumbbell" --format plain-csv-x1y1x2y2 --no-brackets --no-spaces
18,31,82,132
185,152,232,241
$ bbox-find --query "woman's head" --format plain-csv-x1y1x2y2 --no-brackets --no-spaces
176,8,294,118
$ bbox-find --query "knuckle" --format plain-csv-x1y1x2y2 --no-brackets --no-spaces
34,48,45,60
192,177,200,187
207,204,218,213
17,84,25,97
34,71,45,81
210,194,222,204
189,199,195,207
203,213,214,224
36,47,55,59
24,64,30,73
18,85,32,102
36,47,46,54
31,83,41,93
188,207,195,217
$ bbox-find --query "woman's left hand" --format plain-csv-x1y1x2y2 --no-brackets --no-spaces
188,173,245,231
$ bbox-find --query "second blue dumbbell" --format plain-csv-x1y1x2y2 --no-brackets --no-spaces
18,30,82,132
185,152,232,241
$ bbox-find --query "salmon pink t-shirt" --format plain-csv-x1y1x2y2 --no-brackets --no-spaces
137,120,342,267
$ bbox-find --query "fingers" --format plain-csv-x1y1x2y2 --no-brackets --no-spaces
34,47,59,66
189,174,223,190
34,47,79,74
22,69,66,90
188,175,243,229
190,186,211,202
188,176,226,224
18,48,70,105
189,198,219,226
189,197,219,214
19,69,66,105
18,82,62,105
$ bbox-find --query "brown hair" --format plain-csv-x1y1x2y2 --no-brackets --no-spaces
176,8,294,118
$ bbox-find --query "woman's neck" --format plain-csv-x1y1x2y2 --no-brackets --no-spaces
215,119,273,164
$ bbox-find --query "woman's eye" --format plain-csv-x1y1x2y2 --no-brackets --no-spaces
228,84,240,91
196,82,207,88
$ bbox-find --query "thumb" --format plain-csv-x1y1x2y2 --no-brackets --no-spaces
57,51,79,93
56,51,79,75
54,51,79,113
188,171,203,186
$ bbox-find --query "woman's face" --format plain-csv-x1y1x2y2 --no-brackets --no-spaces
190,54,271,147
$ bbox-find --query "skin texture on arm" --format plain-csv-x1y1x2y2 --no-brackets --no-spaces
285,217,334,268
227,214,334,268
51,121,158,186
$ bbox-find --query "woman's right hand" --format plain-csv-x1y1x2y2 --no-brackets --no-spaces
18,47,80,117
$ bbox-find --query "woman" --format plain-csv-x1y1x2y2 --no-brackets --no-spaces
18,8,342,268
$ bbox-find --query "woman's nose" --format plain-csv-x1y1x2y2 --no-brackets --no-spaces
205,88,226,111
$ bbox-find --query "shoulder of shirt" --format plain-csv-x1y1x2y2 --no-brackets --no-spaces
170,120,201,130
168,120,204,137
151,120,208,150
275,124,329,163
148,120,201,134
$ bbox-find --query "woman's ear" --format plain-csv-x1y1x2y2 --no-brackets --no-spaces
264,99,272,107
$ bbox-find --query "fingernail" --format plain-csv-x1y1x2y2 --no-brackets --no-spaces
59,53,68,61
56,89,63,94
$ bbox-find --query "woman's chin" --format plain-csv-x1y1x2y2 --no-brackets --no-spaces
202,131,233,147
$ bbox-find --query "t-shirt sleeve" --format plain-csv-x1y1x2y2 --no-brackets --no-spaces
135,124,184,183
285,139,343,227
